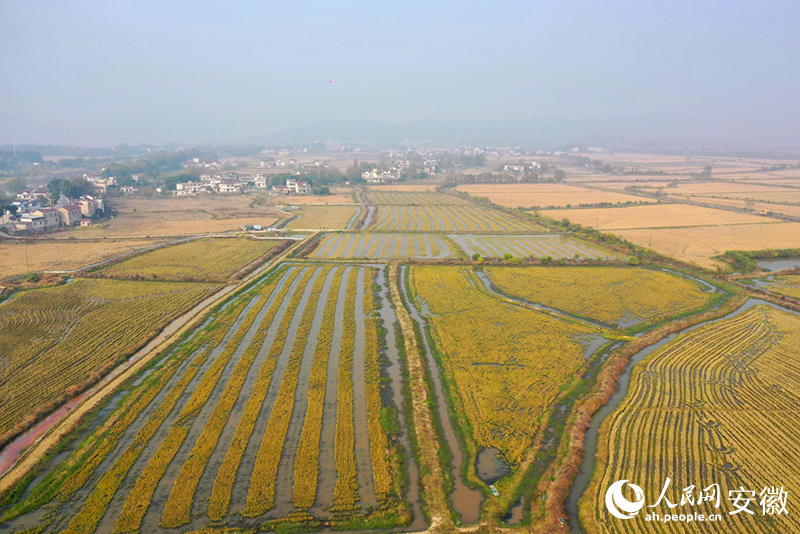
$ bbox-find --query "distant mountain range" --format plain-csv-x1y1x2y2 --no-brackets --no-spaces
262,116,800,149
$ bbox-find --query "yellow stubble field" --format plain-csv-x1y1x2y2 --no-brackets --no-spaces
0,239,172,278
542,204,773,230
617,222,800,269
455,183,652,208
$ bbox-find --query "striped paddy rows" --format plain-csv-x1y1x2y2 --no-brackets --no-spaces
451,234,614,260
365,191,469,206
4,264,406,533
582,305,800,534
312,233,451,259
370,205,536,232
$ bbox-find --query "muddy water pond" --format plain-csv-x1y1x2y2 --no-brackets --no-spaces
476,447,510,485
757,257,800,271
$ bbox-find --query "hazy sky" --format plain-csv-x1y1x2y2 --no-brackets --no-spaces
2,0,799,145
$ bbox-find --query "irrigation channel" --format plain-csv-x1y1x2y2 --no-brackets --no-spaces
564,297,800,534
0,262,427,534
398,265,485,524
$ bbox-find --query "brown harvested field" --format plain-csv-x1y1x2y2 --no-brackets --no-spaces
111,195,259,214
455,183,651,208
76,211,280,237
264,193,354,204
367,184,439,192
688,197,800,218
657,182,798,195
588,181,677,190
617,223,800,269
719,191,800,204
0,238,172,278
542,203,774,230
74,195,283,236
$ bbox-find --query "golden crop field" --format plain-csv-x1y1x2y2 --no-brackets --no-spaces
455,183,652,208
285,205,359,230
311,233,452,259
0,278,218,446
617,223,800,269
370,205,536,232
581,305,800,534
411,265,599,464
366,191,469,205
544,204,774,230
450,234,615,260
758,275,800,300
484,266,711,326
0,238,172,278
1,264,410,532
100,237,281,279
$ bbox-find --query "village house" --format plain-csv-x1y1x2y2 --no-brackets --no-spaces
362,170,399,184
270,185,290,196
15,214,45,232
58,204,83,226
216,180,242,193
285,179,311,194
32,208,60,230
81,218,93,227
79,195,103,217
174,181,204,195
16,189,49,201
13,199,42,212
119,186,139,193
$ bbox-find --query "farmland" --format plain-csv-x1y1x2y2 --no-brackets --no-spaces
616,223,800,269
0,239,172,279
77,211,281,237
450,234,614,260
755,274,800,300
285,205,360,230
410,265,600,465
9,173,800,534
542,204,774,231
369,205,537,232
0,278,219,447
366,191,469,206
100,237,282,279
311,233,452,259
686,197,800,218
484,266,712,326
367,184,438,192
455,183,653,208
580,305,800,534
0,264,411,532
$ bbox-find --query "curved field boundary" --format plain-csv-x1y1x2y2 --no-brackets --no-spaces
580,304,800,534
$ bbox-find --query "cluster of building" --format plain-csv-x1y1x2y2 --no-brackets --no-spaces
3,190,104,233
269,178,311,196
173,176,311,196
361,169,400,184
503,162,542,173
